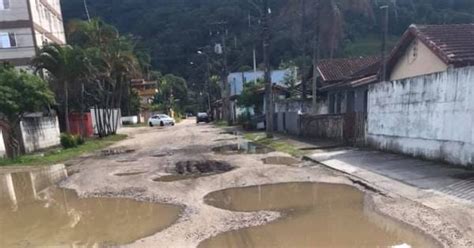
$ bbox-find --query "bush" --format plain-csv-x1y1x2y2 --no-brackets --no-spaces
60,134,84,149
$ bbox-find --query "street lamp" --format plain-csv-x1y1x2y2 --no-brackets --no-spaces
196,50,211,113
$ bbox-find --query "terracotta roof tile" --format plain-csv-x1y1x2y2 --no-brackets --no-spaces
317,56,379,82
413,24,474,66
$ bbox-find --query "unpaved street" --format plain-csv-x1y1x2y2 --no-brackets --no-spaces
62,119,473,248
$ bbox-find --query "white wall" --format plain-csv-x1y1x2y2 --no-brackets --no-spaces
0,129,5,158
91,108,122,134
20,115,60,153
368,66,474,167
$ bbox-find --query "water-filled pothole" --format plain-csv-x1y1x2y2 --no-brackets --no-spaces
0,168,182,247
151,151,173,158
262,156,300,165
100,148,135,157
212,142,274,155
154,160,234,182
115,171,147,176
199,182,439,248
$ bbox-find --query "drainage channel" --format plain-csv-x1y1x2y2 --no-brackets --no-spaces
0,166,182,247
199,182,440,248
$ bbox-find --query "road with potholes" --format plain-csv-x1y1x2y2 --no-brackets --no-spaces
62,119,473,247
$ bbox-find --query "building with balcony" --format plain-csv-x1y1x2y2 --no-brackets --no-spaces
0,0,66,67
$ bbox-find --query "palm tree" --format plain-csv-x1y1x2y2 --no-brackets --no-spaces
33,44,89,133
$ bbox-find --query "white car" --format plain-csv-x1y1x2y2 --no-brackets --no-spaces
148,114,175,127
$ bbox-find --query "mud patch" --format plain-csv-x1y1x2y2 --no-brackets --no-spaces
262,156,300,165
200,182,439,248
219,130,240,136
212,142,274,155
214,138,238,142
115,171,147,177
154,160,234,182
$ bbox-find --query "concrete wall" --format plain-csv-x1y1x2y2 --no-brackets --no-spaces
390,38,448,81
20,115,60,153
301,114,344,141
91,108,122,134
368,66,474,167
0,129,6,158
0,27,36,60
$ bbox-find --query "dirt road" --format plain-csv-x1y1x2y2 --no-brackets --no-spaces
62,119,473,248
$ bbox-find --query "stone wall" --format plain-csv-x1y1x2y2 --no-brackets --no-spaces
300,114,344,141
368,66,474,167
20,115,60,153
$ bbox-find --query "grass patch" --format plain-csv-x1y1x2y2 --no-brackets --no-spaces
214,120,228,127
123,123,147,128
0,134,127,167
244,132,305,157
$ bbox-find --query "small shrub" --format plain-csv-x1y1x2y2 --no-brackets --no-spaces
76,135,85,145
60,133,84,149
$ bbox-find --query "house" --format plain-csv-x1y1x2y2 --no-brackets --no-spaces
0,0,66,68
227,68,296,122
383,24,474,81
367,24,474,167
316,56,380,114
128,79,158,123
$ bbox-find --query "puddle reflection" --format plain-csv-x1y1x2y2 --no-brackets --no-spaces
200,182,439,248
0,166,181,247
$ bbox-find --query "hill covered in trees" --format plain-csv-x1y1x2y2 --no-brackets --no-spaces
61,0,474,79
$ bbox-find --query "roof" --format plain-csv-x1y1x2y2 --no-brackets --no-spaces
316,56,379,83
385,24,474,79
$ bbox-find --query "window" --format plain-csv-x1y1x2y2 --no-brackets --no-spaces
0,32,17,48
0,0,10,10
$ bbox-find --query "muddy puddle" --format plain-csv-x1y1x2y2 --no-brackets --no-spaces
200,182,438,248
212,142,274,155
262,156,300,165
0,166,182,247
155,160,234,182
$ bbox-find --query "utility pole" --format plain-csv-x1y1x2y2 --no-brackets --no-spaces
311,0,321,113
249,13,258,85
222,34,231,125
300,0,307,101
380,5,389,82
262,0,273,138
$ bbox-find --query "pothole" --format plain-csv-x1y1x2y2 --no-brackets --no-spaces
212,142,274,155
99,148,135,157
151,152,173,158
153,160,234,182
116,158,138,163
115,171,147,177
0,169,182,247
262,156,300,165
199,182,440,248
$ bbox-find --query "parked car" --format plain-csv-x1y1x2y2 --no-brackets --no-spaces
196,112,210,123
148,114,175,127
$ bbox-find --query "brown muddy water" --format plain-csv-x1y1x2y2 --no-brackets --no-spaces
0,166,182,247
212,142,274,155
200,182,439,248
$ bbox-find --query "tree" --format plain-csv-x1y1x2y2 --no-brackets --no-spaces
32,44,89,133
155,74,188,115
0,65,55,157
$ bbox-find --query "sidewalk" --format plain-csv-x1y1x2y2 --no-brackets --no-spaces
305,147,474,203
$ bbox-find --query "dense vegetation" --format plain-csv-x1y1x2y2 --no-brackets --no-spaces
62,0,474,78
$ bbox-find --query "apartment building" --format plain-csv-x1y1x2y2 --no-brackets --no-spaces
0,0,66,67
